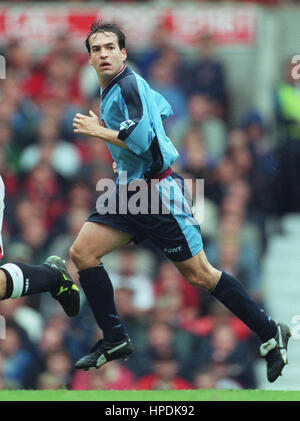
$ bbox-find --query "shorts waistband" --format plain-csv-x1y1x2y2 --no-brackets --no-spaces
147,167,173,185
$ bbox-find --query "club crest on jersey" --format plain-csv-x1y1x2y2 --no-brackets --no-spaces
119,120,135,131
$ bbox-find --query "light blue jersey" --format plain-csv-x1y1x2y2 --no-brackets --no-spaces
100,66,179,184
89,66,203,261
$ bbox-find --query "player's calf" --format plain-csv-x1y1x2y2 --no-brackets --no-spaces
175,249,287,371
0,258,80,317
0,261,60,299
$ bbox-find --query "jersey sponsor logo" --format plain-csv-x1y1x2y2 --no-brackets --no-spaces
119,119,135,131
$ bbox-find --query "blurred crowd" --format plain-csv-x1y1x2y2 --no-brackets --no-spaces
2,0,300,5
0,15,299,391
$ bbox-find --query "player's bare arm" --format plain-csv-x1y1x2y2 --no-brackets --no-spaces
73,110,129,150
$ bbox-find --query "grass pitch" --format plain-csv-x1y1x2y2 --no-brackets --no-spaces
0,389,299,401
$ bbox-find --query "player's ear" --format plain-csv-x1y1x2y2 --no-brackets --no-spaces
121,48,127,63
88,53,93,66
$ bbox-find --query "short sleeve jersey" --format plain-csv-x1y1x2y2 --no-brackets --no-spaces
100,66,179,184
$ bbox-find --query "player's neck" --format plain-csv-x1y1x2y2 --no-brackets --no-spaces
99,65,126,90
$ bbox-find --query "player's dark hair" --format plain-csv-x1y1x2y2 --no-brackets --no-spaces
85,21,126,53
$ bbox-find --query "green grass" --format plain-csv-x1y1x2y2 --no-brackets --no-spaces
0,390,299,401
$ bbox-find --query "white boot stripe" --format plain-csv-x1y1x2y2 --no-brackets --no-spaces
107,341,128,354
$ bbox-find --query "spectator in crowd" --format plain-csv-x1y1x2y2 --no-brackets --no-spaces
134,23,173,79
203,323,257,389
76,134,113,170
182,32,229,120
47,208,90,261
19,117,82,179
5,39,34,82
14,216,49,264
177,129,211,176
0,295,44,344
71,359,136,390
205,204,262,296
40,349,73,389
0,73,40,149
110,247,155,317
168,93,227,160
133,320,201,381
0,322,36,389
177,168,219,246
273,59,300,213
34,314,89,385
66,179,95,213
23,50,83,106
154,261,202,322
147,57,188,131
0,121,20,183
192,362,243,390
36,372,64,390
135,355,193,390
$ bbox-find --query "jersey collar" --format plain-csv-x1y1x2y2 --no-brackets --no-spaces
101,65,132,100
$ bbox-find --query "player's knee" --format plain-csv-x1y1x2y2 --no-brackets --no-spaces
69,244,81,268
185,266,219,290
69,244,91,269
69,244,102,270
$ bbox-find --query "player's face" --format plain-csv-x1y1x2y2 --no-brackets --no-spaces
88,32,127,84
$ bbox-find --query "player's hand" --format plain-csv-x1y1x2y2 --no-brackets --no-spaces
73,110,100,137
112,161,118,175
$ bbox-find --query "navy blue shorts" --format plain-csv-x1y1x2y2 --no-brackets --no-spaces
87,171,203,262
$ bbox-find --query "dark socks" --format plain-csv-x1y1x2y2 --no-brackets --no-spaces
211,271,277,342
1,262,58,299
78,264,126,342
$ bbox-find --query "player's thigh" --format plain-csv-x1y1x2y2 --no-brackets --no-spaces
70,221,132,269
173,249,221,290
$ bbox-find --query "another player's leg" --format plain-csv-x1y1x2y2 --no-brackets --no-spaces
0,257,80,317
0,176,80,316
69,221,133,371
174,249,291,383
